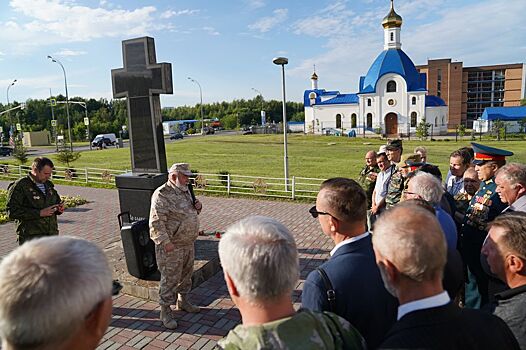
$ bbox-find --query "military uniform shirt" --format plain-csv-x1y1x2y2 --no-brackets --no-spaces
462,178,505,236
6,174,62,241
358,165,380,207
149,181,199,247
217,309,365,350
385,165,403,209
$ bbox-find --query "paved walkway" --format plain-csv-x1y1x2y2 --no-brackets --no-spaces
0,181,331,349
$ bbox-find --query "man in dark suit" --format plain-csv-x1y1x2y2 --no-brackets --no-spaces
301,177,398,349
373,204,519,349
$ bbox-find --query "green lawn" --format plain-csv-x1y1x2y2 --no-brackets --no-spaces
14,134,526,180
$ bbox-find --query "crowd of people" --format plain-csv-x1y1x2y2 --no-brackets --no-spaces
1,142,526,349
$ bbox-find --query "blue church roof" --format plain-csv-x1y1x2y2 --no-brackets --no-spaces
304,89,344,106
425,95,447,107
359,49,427,93
317,93,359,105
480,106,526,121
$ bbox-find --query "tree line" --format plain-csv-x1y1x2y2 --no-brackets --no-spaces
0,96,305,141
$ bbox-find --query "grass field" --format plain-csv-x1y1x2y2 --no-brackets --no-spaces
12,134,526,180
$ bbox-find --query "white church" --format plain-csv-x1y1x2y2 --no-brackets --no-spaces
304,0,448,137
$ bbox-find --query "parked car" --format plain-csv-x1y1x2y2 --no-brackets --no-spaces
323,128,342,136
91,133,117,147
0,146,13,157
170,132,184,140
93,137,113,149
203,126,215,135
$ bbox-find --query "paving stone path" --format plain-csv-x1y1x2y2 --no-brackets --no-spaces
0,181,331,349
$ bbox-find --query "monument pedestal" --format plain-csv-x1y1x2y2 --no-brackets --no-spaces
105,235,221,302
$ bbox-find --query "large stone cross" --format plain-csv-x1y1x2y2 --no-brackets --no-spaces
111,37,172,173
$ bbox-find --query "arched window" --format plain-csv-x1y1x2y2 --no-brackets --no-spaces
442,116,446,125
367,98,372,107
410,112,417,127
366,113,373,129
390,32,394,41
412,96,416,105
336,114,342,129
351,114,357,128
435,117,438,127
387,80,397,93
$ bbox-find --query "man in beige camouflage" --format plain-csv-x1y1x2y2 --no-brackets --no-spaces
149,163,202,329
217,216,365,350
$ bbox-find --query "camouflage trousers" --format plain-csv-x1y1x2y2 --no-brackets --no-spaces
155,244,195,306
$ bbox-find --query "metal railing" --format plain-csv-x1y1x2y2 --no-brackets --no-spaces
0,164,324,200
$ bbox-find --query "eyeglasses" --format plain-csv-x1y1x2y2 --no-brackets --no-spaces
309,206,336,219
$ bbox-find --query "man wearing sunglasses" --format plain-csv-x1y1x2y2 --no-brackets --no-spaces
302,178,398,349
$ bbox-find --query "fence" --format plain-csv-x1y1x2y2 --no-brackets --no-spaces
0,164,324,200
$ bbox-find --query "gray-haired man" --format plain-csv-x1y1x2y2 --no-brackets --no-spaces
149,162,202,329
217,216,365,349
0,236,113,350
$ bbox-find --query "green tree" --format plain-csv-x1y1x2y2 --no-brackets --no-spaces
457,124,466,139
491,119,505,141
416,120,431,140
56,147,81,168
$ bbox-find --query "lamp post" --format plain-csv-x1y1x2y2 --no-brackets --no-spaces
48,55,73,151
273,56,289,191
6,79,16,141
187,77,204,135
251,87,265,126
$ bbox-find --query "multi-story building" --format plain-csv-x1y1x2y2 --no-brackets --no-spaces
416,60,525,128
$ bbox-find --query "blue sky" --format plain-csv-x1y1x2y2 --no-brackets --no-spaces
0,0,525,108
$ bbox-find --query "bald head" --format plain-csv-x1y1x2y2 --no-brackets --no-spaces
373,204,447,282
365,150,377,167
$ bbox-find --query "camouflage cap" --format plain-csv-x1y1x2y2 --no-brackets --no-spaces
385,139,403,150
169,163,193,176
397,153,421,168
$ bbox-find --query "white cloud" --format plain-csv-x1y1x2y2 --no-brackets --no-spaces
54,49,87,57
203,26,220,36
248,8,288,33
245,0,265,9
292,2,355,38
160,9,199,19
1,0,164,51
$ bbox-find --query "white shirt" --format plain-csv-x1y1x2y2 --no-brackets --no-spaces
397,291,450,320
374,168,392,204
330,231,370,256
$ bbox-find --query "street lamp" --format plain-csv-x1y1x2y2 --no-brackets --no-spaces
48,55,73,151
251,87,265,126
6,79,16,140
187,77,204,135
273,56,289,191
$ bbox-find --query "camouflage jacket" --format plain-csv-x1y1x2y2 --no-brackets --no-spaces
217,309,365,350
149,181,199,247
385,165,403,209
6,175,62,240
358,165,380,207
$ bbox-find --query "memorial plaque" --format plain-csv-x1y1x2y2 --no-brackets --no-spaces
111,36,172,173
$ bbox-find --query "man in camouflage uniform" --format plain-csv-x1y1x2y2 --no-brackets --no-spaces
384,140,420,209
6,157,64,245
217,216,365,350
358,150,380,209
149,163,202,329
460,143,512,309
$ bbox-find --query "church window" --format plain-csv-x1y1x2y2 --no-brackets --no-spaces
367,98,371,107
388,99,395,106
336,114,342,129
412,96,416,105
351,114,357,128
435,117,438,127
410,112,417,127
367,113,373,129
442,116,446,125
387,80,397,93
390,32,394,41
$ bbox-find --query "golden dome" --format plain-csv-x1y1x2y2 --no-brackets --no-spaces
311,72,318,80
382,0,402,28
